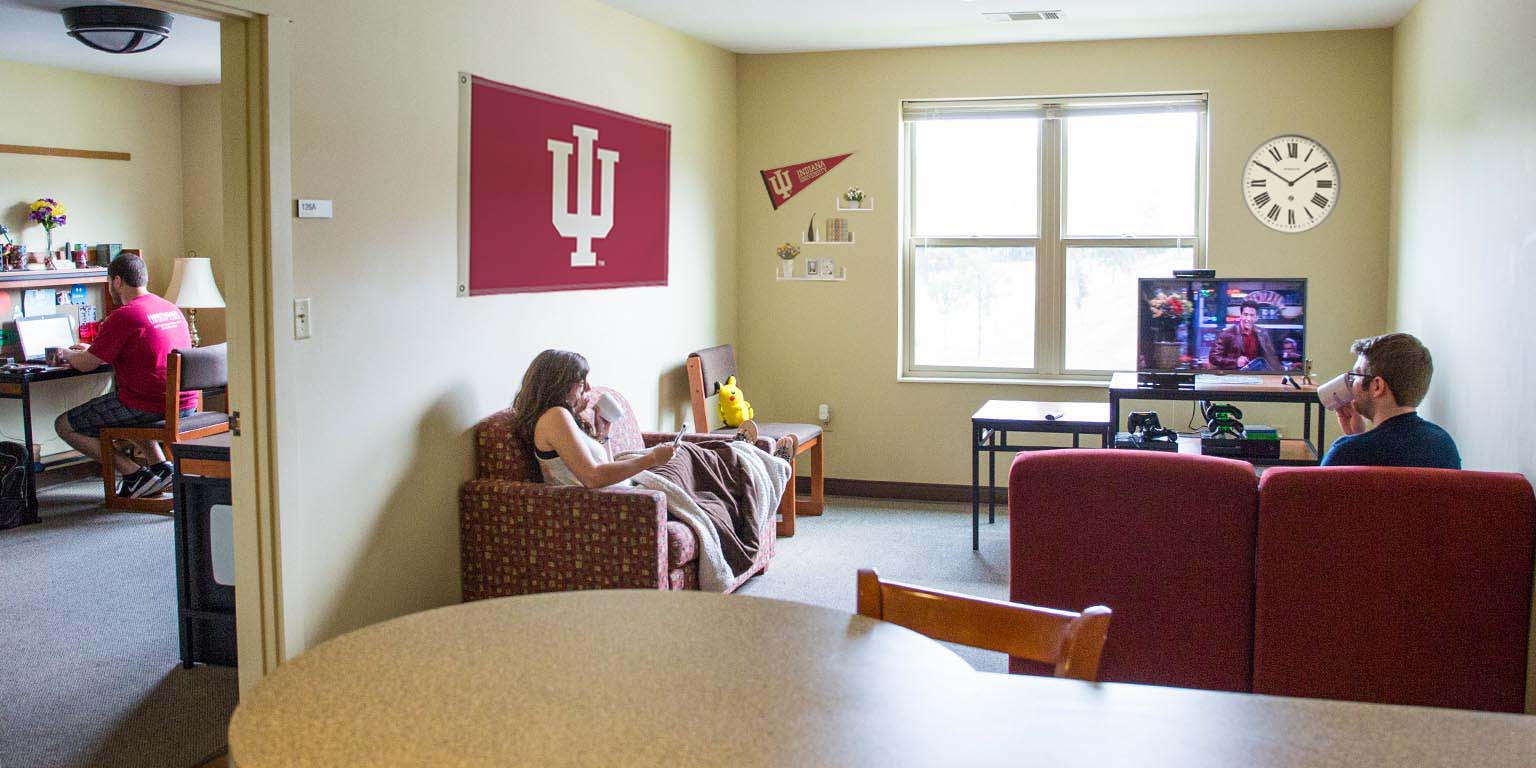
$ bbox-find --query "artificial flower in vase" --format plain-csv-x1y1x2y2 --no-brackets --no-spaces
776,242,800,278
1146,289,1193,368
28,198,67,258
843,186,866,210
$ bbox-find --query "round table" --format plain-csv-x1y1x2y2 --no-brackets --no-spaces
229,590,975,767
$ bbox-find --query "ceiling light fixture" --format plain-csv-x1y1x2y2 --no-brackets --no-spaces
62,5,174,54
983,10,1064,22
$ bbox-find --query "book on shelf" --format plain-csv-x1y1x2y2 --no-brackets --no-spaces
824,217,852,242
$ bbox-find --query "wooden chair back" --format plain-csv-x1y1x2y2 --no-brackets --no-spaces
856,568,1112,682
685,344,738,432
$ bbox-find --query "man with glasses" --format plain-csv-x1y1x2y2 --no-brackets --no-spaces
1320,332,1460,469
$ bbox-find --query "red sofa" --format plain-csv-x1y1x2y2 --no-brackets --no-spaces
460,387,775,598
1009,449,1535,712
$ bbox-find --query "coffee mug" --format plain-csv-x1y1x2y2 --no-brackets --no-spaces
594,392,624,422
1316,372,1354,412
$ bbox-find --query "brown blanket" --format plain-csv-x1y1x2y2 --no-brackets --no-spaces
649,441,764,576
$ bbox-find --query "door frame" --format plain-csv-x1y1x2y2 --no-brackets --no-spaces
147,0,293,691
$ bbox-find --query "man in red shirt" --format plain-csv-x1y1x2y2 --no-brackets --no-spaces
55,253,195,498
1209,300,1281,371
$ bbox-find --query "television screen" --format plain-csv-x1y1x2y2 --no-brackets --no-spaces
1137,277,1307,372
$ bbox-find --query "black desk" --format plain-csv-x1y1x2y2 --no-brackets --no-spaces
0,364,113,525
1106,372,1324,466
970,400,1111,551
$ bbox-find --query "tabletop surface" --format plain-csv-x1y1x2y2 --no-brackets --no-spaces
0,363,111,384
229,590,1536,768
971,399,1110,427
1109,371,1318,395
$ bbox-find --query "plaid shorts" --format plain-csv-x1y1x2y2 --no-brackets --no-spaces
65,393,192,438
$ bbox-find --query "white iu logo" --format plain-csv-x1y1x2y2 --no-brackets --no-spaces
547,124,619,268
768,168,792,200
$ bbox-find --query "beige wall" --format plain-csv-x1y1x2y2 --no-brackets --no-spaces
1391,0,1536,478
736,30,1394,484
0,61,185,454
181,83,226,346
222,0,738,653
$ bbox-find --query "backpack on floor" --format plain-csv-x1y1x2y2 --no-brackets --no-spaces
0,441,30,530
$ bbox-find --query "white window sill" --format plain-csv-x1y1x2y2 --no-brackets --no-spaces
897,375,1110,388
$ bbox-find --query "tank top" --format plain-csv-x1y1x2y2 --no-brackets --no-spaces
534,428,632,488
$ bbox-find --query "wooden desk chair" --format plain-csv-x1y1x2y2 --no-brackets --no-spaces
101,343,231,514
686,344,823,538
856,568,1112,682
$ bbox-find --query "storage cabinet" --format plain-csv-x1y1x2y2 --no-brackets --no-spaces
172,432,236,667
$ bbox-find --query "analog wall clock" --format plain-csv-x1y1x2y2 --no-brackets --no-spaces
1242,135,1339,232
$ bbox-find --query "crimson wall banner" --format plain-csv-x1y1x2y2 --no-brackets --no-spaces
759,153,852,210
458,74,671,295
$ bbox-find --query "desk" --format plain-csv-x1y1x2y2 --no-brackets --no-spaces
970,400,1110,550
229,590,1536,767
1107,372,1324,465
0,364,112,524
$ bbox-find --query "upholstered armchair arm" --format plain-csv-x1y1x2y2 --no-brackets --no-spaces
459,479,670,600
642,430,773,454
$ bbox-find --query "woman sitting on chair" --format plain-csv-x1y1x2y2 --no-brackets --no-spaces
509,349,794,489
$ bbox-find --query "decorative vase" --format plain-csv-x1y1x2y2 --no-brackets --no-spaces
1151,341,1183,370
844,197,861,210
779,260,795,278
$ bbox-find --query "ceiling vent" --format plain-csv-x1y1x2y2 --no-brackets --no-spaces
983,10,1063,22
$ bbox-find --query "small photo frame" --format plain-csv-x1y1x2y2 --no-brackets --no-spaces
817,256,836,278
805,258,822,277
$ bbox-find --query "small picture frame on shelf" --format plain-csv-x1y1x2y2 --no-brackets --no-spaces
805,258,822,278
818,256,836,279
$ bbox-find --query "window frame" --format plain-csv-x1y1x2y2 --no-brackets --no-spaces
900,93,1210,383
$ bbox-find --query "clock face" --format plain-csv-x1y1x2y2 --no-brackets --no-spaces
1242,135,1339,232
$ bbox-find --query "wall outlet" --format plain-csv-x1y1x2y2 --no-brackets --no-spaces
293,297,312,339
817,403,831,430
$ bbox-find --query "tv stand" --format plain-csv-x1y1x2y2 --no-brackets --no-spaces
1108,372,1325,466
1136,372,1195,390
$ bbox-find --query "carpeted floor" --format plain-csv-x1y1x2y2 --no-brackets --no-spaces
736,495,1013,672
0,478,237,768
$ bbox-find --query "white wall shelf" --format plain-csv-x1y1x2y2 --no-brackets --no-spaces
801,237,855,246
835,196,873,212
776,273,847,282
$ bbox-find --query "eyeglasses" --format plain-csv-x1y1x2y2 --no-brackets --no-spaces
1344,371,1376,384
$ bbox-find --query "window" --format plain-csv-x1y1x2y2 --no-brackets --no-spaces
902,94,1207,379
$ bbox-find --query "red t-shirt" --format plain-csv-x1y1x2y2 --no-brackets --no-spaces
89,293,196,414
1240,329,1260,361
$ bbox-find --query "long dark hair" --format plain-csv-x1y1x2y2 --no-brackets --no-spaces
510,349,591,446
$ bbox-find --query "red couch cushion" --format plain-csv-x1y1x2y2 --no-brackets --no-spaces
1254,466,1535,712
1009,450,1258,691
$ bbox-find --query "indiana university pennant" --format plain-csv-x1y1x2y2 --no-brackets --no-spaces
759,153,852,210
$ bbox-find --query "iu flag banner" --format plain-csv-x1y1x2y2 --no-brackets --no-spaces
759,153,852,210
459,74,671,295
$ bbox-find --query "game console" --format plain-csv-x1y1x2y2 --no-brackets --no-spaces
1115,411,1180,452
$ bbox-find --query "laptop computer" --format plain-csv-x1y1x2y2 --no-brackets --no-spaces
15,314,77,363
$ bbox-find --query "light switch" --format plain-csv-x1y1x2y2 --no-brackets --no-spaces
294,297,312,339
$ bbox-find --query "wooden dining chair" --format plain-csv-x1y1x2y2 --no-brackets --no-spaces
686,344,823,538
101,344,231,514
856,568,1112,682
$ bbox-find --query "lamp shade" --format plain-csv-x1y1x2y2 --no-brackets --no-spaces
165,257,225,309
62,5,174,54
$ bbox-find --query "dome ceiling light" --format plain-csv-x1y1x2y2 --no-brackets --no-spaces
62,5,174,54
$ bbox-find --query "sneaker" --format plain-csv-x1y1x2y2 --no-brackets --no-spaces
118,469,155,498
773,434,798,463
133,463,175,498
732,419,759,444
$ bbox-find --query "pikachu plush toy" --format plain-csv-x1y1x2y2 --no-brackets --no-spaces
715,376,754,428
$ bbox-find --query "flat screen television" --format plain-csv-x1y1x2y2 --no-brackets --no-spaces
1137,277,1308,372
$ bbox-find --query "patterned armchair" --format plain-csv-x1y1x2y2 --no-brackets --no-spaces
460,386,775,599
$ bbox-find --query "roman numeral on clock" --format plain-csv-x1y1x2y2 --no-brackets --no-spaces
1288,210,1296,226
1269,147,1284,162
1304,148,1314,162
1287,141,1298,158
1267,205,1281,221
1311,193,1329,208
1310,163,1329,174
1316,179,1333,188
1250,179,1267,187
1253,192,1271,207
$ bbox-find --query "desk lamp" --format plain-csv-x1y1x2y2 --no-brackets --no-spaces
165,252,224,347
